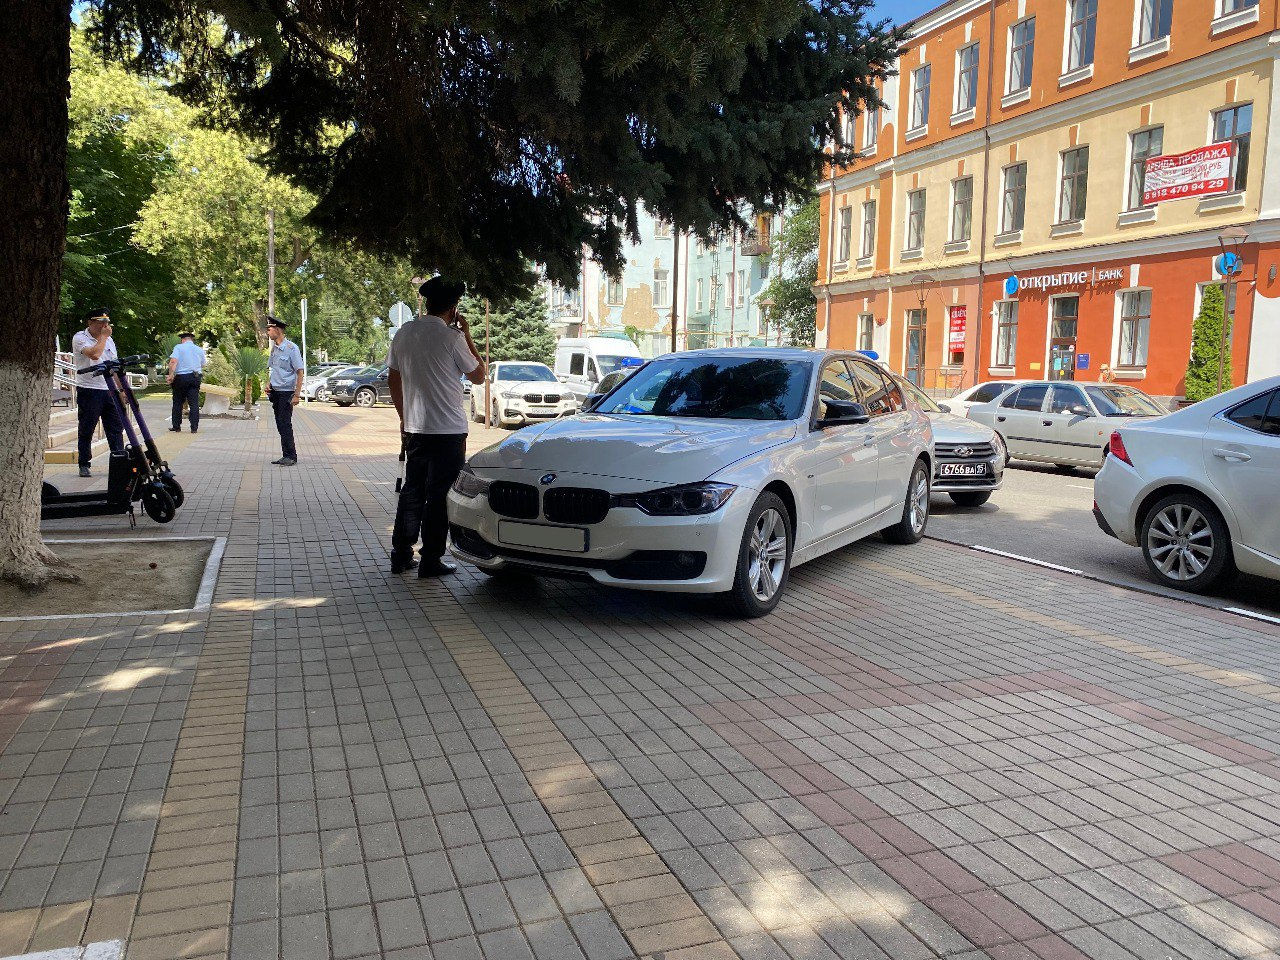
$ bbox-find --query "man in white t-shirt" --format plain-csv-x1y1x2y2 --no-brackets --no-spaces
71,307,125,478
387,276,486,576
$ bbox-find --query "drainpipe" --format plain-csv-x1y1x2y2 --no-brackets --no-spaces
824,156,840,348
972,0,998,388
730,227,738,345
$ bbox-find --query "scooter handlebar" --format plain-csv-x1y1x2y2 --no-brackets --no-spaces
83,354,151,377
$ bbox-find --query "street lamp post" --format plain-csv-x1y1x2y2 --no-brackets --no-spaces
758,296,774,346
1216,227,1248,396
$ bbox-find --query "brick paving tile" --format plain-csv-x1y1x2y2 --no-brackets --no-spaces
9,402,1280,958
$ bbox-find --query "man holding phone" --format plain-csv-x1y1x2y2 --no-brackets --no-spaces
71,307,125,478
387,276,486,576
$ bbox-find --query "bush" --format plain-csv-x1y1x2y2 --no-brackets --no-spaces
203,347,237,388
1184,284,1232,402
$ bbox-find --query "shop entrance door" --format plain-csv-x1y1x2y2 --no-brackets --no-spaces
905,309,926,385
1050,296,1079,381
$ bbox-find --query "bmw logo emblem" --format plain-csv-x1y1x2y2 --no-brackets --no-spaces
540,473,557,485
1003,275,1020,297
955,446,973,458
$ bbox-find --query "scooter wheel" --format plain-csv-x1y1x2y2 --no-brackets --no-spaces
141,484,176,524
159,472,185,509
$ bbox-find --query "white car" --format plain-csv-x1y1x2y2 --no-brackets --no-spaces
1094,376,1280,593
941,379,1025,416
471,361,578,427
968,381,1167,469
304,364,360,401
897,377,1006,506
448,349,933,616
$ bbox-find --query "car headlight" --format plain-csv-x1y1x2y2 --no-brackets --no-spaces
499,391,520,401
335,379,353,386
452,466,492,499
628,482,736,516
991,432,1007,459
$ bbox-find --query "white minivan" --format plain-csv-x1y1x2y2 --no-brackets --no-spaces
554,335,644,400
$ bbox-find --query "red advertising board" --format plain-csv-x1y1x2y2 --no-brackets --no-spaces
1143,143,1234,205
948,306,967,349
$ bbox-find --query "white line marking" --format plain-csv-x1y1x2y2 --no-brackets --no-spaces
1067,484,1093,490
1224,607,1280,627
970,545,1085,575
0,940,124,960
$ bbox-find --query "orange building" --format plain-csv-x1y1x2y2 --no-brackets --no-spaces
816,0,1280,399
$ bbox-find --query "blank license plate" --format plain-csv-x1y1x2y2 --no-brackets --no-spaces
939,463,988,477
498,521,587,552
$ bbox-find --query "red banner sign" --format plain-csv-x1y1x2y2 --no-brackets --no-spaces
1143,143,1234,205
948,306,967,349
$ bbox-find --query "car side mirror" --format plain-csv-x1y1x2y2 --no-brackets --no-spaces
1070,404,1091,417
582,394,602,412
937,402,952,413
818,399,871,428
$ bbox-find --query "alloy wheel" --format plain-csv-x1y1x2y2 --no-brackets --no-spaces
747,508,788,602
908,469,929,534
1146,503,1213,581
355,389,375,408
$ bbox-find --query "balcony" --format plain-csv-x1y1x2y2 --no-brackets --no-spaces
740,230,770,257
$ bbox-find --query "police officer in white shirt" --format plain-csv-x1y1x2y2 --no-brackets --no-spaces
387,277,486,576
167,332,206,433
71,308,125,478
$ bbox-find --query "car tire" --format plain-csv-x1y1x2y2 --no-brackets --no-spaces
335,400,352,407
1140,492,1234,593
727,492,792,618
948,490,991,508
882,458,930,545
355,388,376,408
491,400,504,429
316,388,328,402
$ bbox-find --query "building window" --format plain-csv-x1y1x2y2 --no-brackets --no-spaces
606,277,623,305
725,274,733,308
1058,146,1089,223
841,110,855,148
905,189,926,251
1222,0,1259,12
956,44,979,113
695,278,704,312
950,177,973,242
737,269,746,307
1118,290,1151,367
1213,104,1252,191
837,206,853,263
858,313,875,351
864,105,879,150
995,301,1018,366
1127,127,1164,210
1008,18,1036,94
1052,296,1079,339
1066,0,1097,71
861,200,877,258
653,220,672,239
1138,0,1174,44
1001,163,1027,233
653,268,669,307
910,64,931,130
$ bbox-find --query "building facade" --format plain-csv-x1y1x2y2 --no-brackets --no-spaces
546,204,786,357
816,0,1280,399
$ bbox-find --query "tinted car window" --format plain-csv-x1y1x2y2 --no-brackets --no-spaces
1048,384,1088,414
847,359,893,415
1084,386,1166,417
1227,389,1280,435
569,353,585,376
595,356,812,420
874,367,906,411
817,360,857,419
1005,384,1048,411
899,378,943,413
970,382,1010,404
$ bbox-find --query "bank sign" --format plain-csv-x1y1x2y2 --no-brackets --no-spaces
1142,143,1234,205
1003,267,1126,297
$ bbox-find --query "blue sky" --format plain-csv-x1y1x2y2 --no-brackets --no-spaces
870,0,939,25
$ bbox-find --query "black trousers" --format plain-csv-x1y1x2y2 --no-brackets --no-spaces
269,390,297,460
392,433,467,562
171,373,201,430
76,387,125,469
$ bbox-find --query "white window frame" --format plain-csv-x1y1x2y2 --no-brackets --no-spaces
725,273,733,309
860,200,877,259
1057,145,1089,224
653,220,672,239
1064,0,1097,73
1007,17,1036,95
909,64,931,134
954,44,980,116
1212,102,1253,193
905,189,926,252
992,300,1019,369
695,278,704,312
837,206,853,264
1126,125,1164,211
606,277,624,306
1000,162,1027,234
737,269,746,308
1113,288,1152,369
864,105,880,152
950,176,973,243
1214,0,1260,33
1134,0,1174,48
857,313,876,352
653,267,670,308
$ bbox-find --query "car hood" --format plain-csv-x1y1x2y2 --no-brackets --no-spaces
470,414,798,483
926,411,998,444
494,380,564,393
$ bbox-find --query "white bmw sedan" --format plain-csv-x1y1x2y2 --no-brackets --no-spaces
1094,375,1280,593
448,349,933,616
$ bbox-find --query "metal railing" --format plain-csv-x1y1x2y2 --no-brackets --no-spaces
53,352,77,409
904,366,971,401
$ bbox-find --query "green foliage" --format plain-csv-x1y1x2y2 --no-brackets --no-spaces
464,292,556,366
1184,284,1233,402
87,0,901,298
759,197,819,347
202,346,236,388
230,346,268,407
623,325,643,347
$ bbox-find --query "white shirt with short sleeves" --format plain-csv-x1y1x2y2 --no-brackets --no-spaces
386,315,477,435
72,329,117,390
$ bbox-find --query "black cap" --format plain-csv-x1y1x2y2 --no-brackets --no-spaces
178,332,195,340
86,308,110,322
419,276,466,314
266,316,286,330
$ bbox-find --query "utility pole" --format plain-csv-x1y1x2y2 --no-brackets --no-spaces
300,297,308,403
267,209,276,318
670,229,680,354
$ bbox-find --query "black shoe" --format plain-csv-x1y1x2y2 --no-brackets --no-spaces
390,553,415,574
417,558,458,578
272,457,298,466
168,426,181,433
79,465,91,478
190,428,198,433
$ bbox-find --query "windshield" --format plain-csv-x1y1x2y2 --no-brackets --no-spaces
596,355,641,377
1084,386,1165,417
595,356,812,421
497,364,556,383
899,378,943,413
327,366,362,379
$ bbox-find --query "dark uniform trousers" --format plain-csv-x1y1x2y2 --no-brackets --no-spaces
268,389,298,460
392,433,467,563
76,387,125,469
171,373,201,431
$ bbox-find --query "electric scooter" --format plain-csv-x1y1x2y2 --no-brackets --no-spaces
41,354,185,525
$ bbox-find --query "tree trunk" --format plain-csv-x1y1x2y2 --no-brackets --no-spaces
0,1,77,589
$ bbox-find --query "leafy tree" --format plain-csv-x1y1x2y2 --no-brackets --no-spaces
1184,284,1233,402
465,292,557,366
624,325,643,347
759,197,819,347
2,0,900,587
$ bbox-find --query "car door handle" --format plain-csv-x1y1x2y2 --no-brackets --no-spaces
1042,420,1053,427
1213,448,1252,462
996,416,1006,422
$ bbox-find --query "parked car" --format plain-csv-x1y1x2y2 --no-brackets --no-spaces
554,335,645,401
329,366,390,407
1093,376,1280,593
896,377,1006,506
471,361,578,427
306,364,362,401
968,381,1167,469
941,379,1026,416
447,349,932,616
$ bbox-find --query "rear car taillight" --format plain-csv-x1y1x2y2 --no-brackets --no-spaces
1109,430,1132,465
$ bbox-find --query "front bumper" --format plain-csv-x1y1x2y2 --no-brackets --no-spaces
328,384,356,402
494,398,578,425
446,472,752,593
931,456,1004,494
